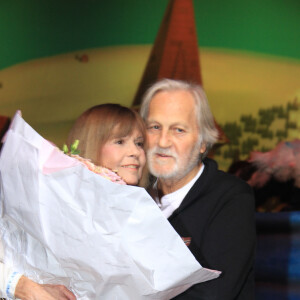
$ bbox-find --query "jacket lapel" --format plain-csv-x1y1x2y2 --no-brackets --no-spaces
168,158,217,220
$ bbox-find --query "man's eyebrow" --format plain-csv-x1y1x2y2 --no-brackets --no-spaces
170,122,189,129
146,119,160,124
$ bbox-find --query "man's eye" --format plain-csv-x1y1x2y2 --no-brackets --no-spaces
174,128,185,133
148,125,160,130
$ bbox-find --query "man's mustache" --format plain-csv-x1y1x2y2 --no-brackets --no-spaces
147,147,178,159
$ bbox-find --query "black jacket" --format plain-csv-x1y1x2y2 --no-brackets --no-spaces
170,158,256,299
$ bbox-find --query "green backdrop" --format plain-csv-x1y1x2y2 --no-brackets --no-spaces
0,0,299,170
0,0,299,70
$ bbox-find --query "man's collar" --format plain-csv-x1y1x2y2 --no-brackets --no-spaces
155,163,205,199
153,164,205,218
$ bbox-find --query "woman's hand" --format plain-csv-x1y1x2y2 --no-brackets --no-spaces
15,276,76,300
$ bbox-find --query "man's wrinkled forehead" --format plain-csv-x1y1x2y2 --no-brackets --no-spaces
147,90,197,116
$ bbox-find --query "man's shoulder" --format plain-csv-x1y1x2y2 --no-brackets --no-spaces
201,158,253,194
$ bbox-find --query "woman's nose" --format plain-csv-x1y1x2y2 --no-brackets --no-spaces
128,143,141,157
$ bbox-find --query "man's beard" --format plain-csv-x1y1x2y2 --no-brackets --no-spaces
147,141,201,181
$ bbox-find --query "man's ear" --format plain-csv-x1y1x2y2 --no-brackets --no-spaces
200,143,206,154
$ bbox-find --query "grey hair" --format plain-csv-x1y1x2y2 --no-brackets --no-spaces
140,78,219,159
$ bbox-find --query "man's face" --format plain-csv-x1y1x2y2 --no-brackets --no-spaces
146,90,206,183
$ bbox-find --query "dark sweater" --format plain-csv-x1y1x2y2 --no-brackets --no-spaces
170,158,256,299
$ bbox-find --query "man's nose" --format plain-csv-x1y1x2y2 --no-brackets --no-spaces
158,130,172,148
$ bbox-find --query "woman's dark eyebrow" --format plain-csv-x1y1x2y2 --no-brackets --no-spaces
135,136,144,141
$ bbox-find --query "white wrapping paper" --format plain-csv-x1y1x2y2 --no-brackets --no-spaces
0,112,220,299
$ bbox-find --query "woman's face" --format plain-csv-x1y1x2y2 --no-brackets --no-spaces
100,128,146,185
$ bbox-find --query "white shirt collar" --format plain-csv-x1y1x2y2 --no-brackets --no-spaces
154,164,205,218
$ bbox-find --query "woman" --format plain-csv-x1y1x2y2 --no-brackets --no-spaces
0,262,76,300
0,103,147,299
67,103,147,186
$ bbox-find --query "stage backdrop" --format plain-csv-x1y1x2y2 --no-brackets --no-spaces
0,0,299,170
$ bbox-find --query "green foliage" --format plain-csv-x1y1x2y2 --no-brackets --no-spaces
271,105,281,113
276,129,288,139
240,114,257,132
256,127,273,139
258,108,275,126
241,138,259,155
262,129,273,139
223,147,239,159
214,147,222,156
256,127,264,134
221,122,242,145
214,99,299,163
260,146,271,152
286,121,297,129
62,139,80,155
286,101,298,111
62,144,69,154
271,105,287,118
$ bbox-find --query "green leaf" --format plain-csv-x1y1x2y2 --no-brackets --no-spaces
62,140,80,155
70,139,79,152
62,144,69,154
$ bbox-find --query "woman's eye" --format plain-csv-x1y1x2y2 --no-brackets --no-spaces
115,139,124,145
136,142,144,148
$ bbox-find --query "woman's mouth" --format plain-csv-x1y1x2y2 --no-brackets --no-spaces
122,164,139,169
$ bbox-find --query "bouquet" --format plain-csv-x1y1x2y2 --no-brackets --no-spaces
0,111,220,299
62,140,126,185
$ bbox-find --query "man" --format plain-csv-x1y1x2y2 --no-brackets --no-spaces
140,79,256,299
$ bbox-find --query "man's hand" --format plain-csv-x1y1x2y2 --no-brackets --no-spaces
15,275,76,300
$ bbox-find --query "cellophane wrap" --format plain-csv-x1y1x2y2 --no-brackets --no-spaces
0,112,220,299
